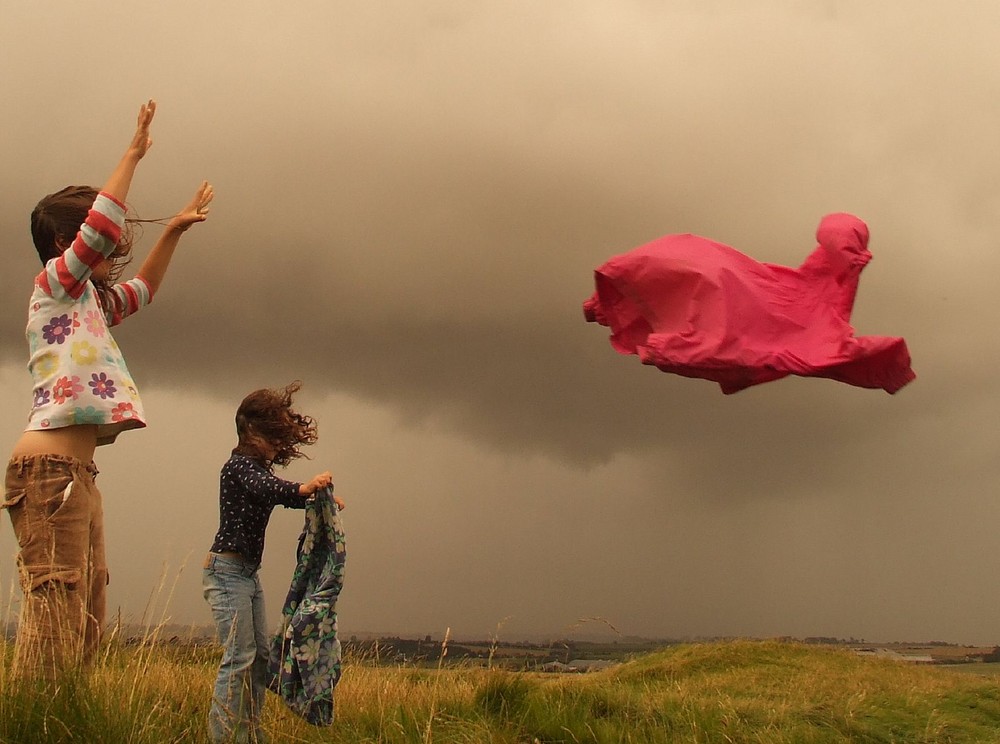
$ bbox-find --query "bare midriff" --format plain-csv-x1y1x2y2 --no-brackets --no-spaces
10,426,99,465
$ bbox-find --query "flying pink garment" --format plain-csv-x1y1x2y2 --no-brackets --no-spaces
583,214,915,394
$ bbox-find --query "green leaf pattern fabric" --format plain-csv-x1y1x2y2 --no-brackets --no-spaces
267,486,346,725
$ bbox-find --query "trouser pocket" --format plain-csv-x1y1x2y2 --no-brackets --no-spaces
12,480,89,592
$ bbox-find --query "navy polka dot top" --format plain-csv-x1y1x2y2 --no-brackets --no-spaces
209,453,306,568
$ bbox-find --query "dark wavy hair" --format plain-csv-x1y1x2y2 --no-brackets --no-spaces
233,381,318,467
30,185,139,310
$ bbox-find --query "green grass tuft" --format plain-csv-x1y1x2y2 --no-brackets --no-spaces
2,638,1000,742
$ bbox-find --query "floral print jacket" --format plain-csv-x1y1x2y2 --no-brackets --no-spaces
268,486,346,726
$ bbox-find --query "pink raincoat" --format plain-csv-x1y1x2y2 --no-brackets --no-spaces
583,214,915,394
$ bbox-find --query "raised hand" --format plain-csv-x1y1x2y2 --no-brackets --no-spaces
104,99,158,202
169,181,214,233
128,99,156,160
135,180,214,293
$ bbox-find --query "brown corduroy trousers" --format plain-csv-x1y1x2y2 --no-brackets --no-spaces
3,454,107,681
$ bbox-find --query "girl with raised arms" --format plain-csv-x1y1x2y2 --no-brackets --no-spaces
3,100,213,681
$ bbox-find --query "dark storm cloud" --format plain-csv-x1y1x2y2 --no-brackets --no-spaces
3,0,1000,643
4,0,999,489
2,3,998,508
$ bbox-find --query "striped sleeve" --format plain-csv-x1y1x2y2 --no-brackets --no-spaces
38,192,126,300
105,275,154,327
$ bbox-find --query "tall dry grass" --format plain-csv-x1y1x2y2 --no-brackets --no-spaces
2,635,1000,743
2,570,1000,743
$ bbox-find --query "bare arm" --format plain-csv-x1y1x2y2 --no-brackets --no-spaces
136,181,214,295
102,100,156,203
42,101,156,301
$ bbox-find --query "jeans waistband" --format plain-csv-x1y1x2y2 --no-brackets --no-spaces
7,453,99,480
205,552,260,577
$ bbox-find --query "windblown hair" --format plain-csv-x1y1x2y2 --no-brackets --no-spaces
234,381,318,468
30,185,138,309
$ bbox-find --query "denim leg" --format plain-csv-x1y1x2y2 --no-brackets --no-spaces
203,559,268,744
250,575,269,742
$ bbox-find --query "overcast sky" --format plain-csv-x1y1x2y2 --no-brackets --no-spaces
2,0,999,645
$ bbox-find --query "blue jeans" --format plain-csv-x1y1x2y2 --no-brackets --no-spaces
202,553,269,744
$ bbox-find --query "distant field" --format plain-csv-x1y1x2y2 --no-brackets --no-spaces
3,637,1000,742
942,662,1000,677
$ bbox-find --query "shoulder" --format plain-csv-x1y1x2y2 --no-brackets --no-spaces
222,453,268,475
221,454,245,475
31,268,95,305
223,453,249,470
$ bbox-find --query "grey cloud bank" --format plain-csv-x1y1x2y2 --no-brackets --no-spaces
0,1,998,644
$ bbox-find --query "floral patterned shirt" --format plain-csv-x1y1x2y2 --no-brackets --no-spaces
24,192,151,445
268,487,346,726
209,453,307,568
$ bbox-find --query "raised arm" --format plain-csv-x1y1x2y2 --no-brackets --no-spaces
103,100,156,204
38,102,156,301
135,181,214,296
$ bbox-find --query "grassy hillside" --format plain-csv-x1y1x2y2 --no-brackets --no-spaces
2,638,999,742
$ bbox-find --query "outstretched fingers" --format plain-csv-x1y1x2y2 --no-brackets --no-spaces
137,99,157,127
168,181,215,232
131,99,156,158
194,181,214,217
